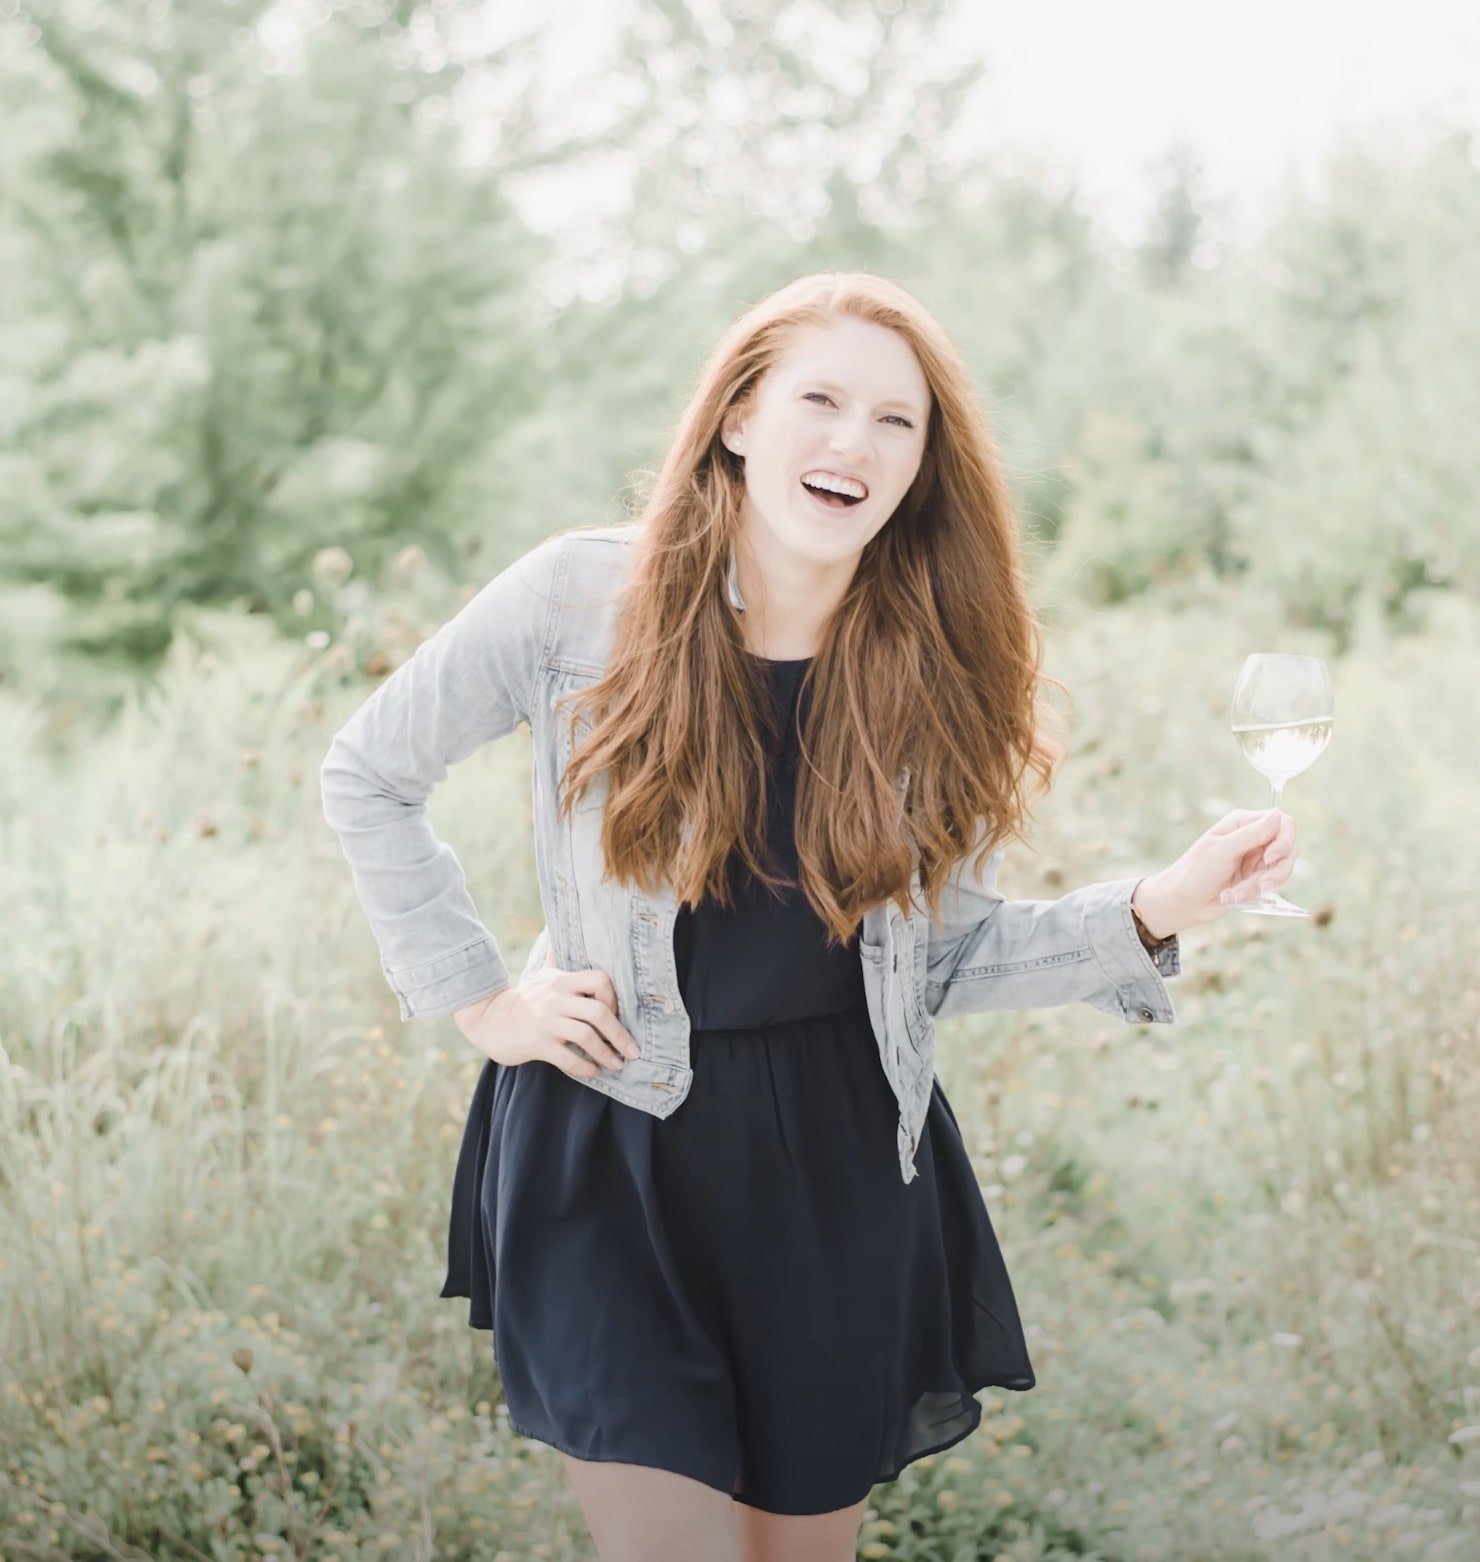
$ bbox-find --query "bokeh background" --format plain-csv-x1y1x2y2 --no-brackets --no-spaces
3,0,1479,1556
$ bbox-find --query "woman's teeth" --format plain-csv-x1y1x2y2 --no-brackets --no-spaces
801,479,863,510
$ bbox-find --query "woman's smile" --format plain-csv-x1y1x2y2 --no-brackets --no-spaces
798,475,867,516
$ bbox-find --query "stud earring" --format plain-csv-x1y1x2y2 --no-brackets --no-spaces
726,542,747,613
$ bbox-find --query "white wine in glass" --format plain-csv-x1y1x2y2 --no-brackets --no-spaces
1229,652,1333,918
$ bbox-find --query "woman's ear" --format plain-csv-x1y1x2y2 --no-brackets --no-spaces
720,412,746,456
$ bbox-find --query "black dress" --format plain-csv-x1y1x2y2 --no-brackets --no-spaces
441,654,1036,1516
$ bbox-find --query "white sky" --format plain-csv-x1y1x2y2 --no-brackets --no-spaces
952,0,1480,244
501,0,1480,257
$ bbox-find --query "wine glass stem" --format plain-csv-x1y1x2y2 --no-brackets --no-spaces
1269,780,1284,810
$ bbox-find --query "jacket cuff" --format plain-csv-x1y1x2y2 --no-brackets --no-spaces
382,937,512,1021
1083,877,1180,1024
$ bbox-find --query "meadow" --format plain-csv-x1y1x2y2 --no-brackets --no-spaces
3,554,1477,1559
4,3,1478,1552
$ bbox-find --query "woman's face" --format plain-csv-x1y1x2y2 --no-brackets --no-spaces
720,315,931,571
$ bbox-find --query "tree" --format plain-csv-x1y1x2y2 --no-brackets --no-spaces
0,0,558,664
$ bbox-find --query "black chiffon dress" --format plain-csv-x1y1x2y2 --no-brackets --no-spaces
441,654,1036,1516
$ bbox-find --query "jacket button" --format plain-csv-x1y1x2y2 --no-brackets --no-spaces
1138,1007,1154,1021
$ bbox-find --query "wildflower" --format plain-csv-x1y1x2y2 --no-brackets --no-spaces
312,547,353,588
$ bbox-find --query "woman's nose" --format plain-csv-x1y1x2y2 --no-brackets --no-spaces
828,420,874,458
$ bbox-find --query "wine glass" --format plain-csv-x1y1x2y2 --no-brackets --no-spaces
1228,652,1333,918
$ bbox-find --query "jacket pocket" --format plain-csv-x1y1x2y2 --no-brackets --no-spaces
550,673,601,965
882,899,931,1053
859,933,923,1095
553,669,609,815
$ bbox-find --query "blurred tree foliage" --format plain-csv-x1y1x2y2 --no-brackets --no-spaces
1,0,1476,704
0,0,567,667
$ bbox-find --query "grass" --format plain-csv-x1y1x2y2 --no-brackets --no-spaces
2,569,1478,1558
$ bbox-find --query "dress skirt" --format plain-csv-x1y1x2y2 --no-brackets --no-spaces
440,1005,1038,1517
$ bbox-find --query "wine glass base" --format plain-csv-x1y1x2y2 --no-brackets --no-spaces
1230,891,1310,918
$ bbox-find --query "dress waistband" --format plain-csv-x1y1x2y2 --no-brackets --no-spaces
688,1001,873,1044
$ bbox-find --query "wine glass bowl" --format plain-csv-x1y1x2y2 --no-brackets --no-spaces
1229,653,1333,918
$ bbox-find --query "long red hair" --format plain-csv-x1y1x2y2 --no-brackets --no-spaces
557,271,1069,945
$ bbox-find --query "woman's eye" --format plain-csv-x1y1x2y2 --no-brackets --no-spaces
803,392,912,429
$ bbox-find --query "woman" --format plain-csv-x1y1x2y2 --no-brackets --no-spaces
320,271,1297,1562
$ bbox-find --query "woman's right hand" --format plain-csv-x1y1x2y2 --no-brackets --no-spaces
452,949,641,1079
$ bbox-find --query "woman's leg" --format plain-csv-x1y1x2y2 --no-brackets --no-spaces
733,1493,872,1562
560,1453,745,1562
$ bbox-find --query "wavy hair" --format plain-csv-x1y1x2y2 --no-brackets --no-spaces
557,270,1070,945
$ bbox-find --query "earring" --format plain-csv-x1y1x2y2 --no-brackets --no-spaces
726,542,747,613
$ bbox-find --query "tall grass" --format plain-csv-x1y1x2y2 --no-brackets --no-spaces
2,575,1477,1558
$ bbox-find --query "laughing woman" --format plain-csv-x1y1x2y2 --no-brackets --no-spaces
320,271,1297,1562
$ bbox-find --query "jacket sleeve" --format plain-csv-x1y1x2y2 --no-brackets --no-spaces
923,839,1181,1026
319,532,565,1020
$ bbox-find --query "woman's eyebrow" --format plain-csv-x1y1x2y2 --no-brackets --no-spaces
806,377,924,416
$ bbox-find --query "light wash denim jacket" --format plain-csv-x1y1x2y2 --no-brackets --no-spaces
319,523,1180,1184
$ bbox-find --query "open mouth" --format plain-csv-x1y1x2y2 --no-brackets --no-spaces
799,477,866,511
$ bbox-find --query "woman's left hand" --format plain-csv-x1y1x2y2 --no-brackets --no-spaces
1133,808,1299,938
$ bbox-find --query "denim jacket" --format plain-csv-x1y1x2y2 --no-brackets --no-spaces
319,523,1180,1184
